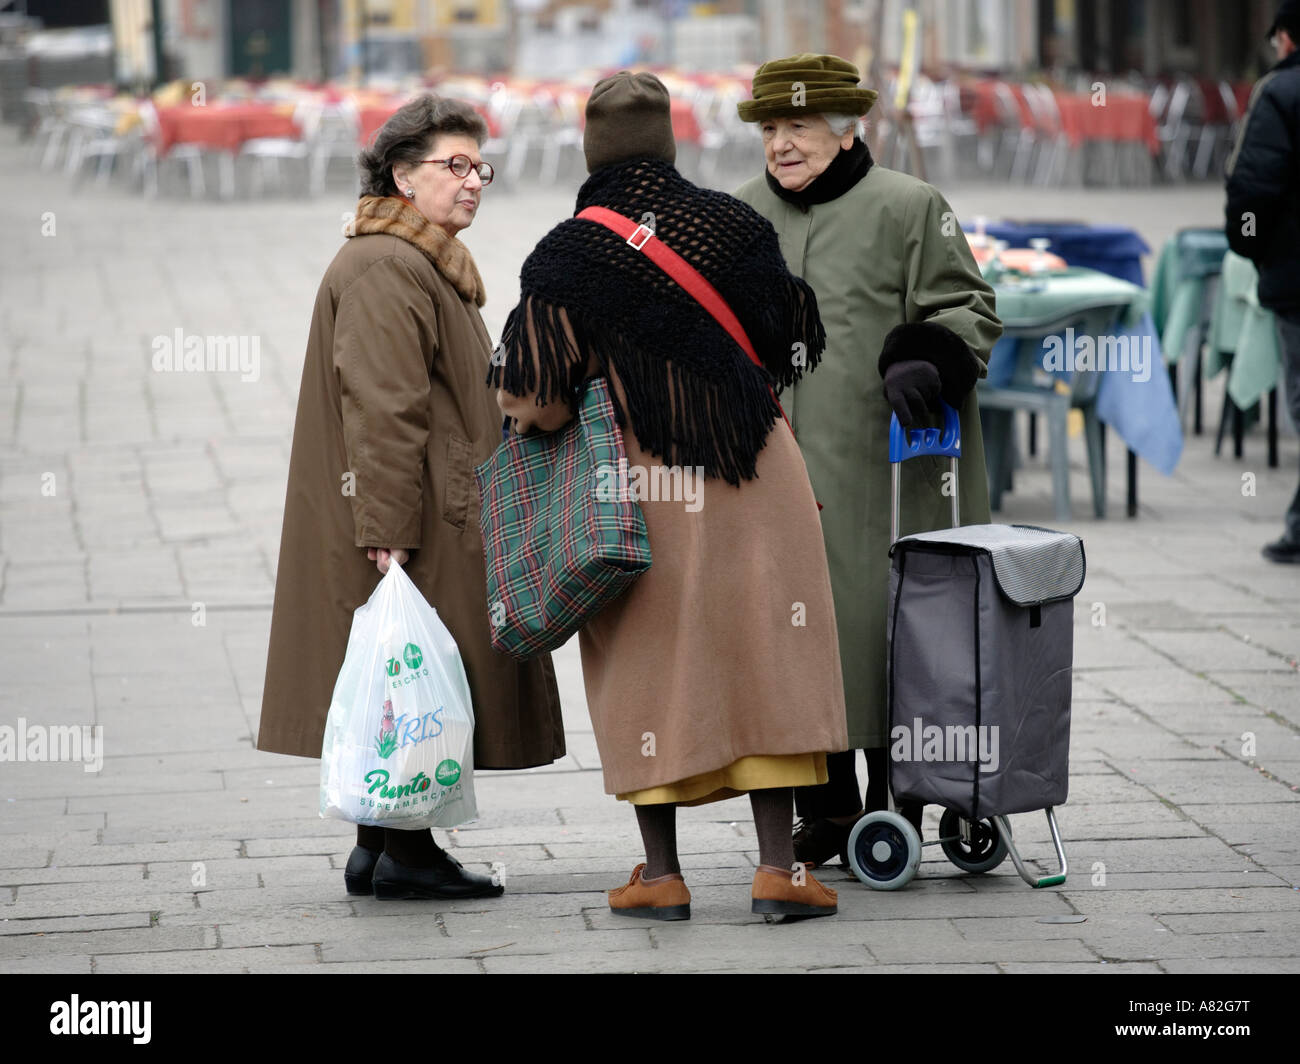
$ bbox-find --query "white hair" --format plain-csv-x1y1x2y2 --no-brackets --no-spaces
822,112,860,137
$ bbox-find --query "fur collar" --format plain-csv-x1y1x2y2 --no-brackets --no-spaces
351,196,486,307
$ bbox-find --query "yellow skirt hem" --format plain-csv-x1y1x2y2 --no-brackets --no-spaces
616,752,829,807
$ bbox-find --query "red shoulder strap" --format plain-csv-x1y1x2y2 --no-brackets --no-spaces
575,205,819,509
577,206,760,363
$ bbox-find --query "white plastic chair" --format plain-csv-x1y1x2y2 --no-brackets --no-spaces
240,101,324,197
137,100,207,198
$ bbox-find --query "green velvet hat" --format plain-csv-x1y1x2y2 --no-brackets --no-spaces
737,53,877,122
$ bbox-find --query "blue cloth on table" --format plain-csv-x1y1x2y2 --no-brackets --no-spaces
1094,313,1182,476
983,314,1182,475
965,221,1150,286
973,221,1181,473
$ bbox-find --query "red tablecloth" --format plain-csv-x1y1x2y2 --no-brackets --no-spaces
358,103,401,145
965,80,1032,134
1053,91,1158,153
670,98,701,145
1234,80,1255,117
966,81,1156,152
154,103,298,155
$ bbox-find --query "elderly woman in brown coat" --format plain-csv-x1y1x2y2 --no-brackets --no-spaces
491,72,849,921
258,95,563,900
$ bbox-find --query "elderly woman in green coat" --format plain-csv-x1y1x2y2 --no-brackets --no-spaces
731,53,1003,868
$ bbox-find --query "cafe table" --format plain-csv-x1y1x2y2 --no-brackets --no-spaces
1149,227,1230,433
981,265,1181,519
967,220,1169,512
1204,250,1283,467
152,101,300,197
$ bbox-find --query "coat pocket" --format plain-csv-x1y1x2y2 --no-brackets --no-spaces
442,433,474,530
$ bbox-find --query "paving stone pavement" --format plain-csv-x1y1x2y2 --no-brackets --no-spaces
1,126,1298,975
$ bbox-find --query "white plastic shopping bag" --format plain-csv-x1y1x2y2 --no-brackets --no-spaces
320,559,477,829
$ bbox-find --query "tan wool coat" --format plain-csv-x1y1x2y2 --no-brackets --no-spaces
499,352,850,798
258,196,564,769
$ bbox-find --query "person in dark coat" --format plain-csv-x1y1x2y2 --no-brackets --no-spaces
1225,0,1300,564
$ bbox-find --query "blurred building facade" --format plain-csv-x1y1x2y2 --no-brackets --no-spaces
12,0,1291,82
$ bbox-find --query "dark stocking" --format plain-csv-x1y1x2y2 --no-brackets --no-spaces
356,824,384,852
749,787,796,870
864,746,890,812
383,827,442,868
865,745,923,832
634,802,680,879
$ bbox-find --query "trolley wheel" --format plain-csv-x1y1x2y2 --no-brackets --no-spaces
847,811,921,890
938,809,1009,874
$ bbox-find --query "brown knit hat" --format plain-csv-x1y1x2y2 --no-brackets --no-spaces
737,53,878,122
583,71,677,172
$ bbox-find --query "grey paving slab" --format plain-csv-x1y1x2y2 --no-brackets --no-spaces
1001,961,1166,972
0,925,213,959
1060,887,1300,915
0,912,151,936
271,959,484,974
0,955,96,973
92,944,320,973
1160,957,1300,973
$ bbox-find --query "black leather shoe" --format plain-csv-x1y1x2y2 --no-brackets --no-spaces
1262,537,1300,564
344,845,382,896
792,817,853,868
371,851,505,900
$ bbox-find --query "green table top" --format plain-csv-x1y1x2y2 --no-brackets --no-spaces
988,266,1150,332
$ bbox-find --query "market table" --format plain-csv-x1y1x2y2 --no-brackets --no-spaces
981,265,1181,518
970,220,1150,284
153,102,299,156
152,102,300,198
1150,227,1230,434
1205,250,1283,467
968,221,1169,515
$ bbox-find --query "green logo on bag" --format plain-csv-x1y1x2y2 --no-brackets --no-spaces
434,759,461,786
365,768,432,799
403,642,423,669
385,658,400,676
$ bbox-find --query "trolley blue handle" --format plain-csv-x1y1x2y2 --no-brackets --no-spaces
888,402,962,463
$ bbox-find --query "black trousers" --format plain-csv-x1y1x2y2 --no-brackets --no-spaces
1276,309,1300,544
795,749,867,819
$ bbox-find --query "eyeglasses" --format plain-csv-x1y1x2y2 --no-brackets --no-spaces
416,154,494,185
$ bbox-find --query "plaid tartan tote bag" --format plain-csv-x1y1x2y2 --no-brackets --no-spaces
473,376,652,660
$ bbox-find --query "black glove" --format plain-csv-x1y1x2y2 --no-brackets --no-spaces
877,321,982,419
882,359,942,428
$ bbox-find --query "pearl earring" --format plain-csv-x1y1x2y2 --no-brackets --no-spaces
404,188,415,198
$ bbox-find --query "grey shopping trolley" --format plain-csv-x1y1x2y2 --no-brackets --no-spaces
846,402,1084,890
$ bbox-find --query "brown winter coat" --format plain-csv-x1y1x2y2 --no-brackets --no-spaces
498,345,849,798
258,196,564,768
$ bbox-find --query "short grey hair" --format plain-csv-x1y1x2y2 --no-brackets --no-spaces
822,112,860,137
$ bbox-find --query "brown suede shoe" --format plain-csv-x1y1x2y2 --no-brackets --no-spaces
751,863,838,920
608,863,691,921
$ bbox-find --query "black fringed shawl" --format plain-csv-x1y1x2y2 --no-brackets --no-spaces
488,157,827,485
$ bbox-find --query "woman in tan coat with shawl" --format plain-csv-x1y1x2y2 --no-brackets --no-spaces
491,73,849,921
258,96,563,901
